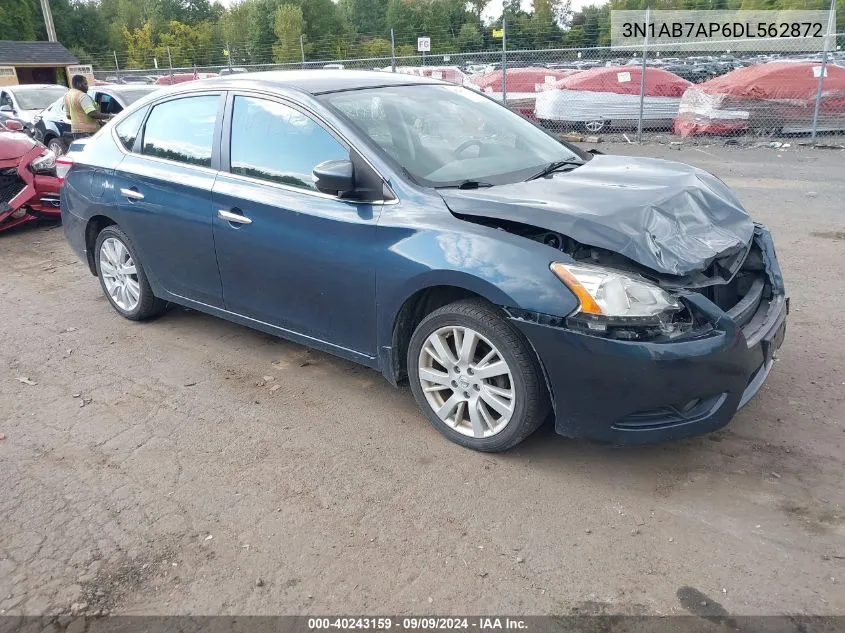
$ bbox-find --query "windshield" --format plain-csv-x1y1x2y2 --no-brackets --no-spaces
320,84,581,187
14,86,68,111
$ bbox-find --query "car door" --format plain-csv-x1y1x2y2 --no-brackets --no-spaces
112,92,225,307
0,90,14,124
212,93,382,356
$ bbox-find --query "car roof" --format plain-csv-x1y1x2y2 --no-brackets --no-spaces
8,83,65,92
193,69,443,95
96,85,157,97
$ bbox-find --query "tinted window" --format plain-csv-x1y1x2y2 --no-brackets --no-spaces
141,95,218,167
115,108,147,151
230,96,347,191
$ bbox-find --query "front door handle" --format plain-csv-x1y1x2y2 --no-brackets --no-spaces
120,187,144,201
218,209,252,225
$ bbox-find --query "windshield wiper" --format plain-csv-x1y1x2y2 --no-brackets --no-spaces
527,159,584,181
436,180,494,190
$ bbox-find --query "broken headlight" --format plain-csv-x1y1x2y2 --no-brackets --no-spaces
30,149,57,174
550,262,684,338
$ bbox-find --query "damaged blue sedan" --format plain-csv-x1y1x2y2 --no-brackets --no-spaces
60,71,787,452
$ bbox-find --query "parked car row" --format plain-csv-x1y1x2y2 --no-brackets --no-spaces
457,61,845,135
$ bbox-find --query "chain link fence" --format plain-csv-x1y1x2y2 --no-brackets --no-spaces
91,28,845,145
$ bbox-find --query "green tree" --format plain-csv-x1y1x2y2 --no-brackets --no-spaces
359,37,391,57
0,0,41,40
467,0,490,22
157,19,215,66
457,22,483,51
52,0,110,58
123,22,156,68
220,0,254,62
272,3,304,63
348,0,387,36
301,0,348,59
248,0,283,63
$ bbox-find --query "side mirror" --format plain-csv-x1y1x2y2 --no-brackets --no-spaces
3,119,23,131
313,159,354,196
0,104,13,113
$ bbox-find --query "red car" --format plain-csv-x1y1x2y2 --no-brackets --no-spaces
0,120,61,232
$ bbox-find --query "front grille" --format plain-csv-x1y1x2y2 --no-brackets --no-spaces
0,168,26,211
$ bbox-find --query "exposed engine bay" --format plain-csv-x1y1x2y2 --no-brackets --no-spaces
465,214,780,344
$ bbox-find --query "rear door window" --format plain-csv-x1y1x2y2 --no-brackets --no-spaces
141,95,219,167
228,95,348,191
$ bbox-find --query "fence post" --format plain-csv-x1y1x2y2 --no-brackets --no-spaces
390,29,396,73
227,41,233,72
501,13,507,106
167,46,173,81
300,35,306,69
810,0,836,141
113,51,121,82
636,7,650,143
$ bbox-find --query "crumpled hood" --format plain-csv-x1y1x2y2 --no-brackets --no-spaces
438,154,754,277
0,130,37,160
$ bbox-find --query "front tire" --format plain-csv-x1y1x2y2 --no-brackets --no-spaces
46,137,65,156
95,225,166,321
407,299,549,452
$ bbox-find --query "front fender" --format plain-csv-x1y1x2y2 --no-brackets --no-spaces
375,221,580,358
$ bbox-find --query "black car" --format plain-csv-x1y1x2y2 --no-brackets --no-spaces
33,85,158,155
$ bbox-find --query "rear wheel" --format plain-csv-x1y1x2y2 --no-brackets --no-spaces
407,299,549,452
95,225,166,320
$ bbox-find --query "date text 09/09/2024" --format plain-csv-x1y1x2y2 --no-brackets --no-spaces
621,21,824,39
308,618,528,630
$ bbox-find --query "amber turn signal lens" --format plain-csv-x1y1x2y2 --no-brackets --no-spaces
550,262,604,315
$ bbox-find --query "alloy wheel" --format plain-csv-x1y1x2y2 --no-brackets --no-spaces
47,139,64,156
417,325,515,438
99,237,140,312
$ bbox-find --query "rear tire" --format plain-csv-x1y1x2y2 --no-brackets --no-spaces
407,299,549,452
95,225,166,321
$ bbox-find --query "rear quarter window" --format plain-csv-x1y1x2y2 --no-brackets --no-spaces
114,108,147,151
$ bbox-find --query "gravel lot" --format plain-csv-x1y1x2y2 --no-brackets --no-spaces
1,143,844,617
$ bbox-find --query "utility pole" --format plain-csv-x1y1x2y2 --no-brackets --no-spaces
39,0,57,42
501,11,507,106
636,7,650,143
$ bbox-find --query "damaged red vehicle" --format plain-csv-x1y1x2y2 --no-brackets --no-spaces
0,120,61,232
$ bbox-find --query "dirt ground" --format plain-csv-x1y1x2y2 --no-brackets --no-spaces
1,143,843,618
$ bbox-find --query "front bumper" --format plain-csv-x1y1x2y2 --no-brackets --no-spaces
513,291,787,445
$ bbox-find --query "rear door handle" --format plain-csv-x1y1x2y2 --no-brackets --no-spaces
120,187,144,201
218,209,252,225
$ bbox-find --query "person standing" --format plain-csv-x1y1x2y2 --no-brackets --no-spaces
64,75,111,140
